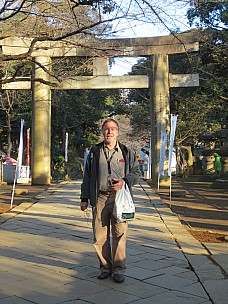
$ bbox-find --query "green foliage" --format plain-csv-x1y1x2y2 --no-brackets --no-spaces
126,35,227,146
0,89,32,151
51,87,124,157
52,155,66,180
0,0,125,163
0,65,125,160
169,38,227,144
187,2,228,29
4,60,32,78
124,3,228,147
54,155,65,171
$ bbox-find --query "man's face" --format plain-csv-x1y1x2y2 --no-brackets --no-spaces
102,121,119,145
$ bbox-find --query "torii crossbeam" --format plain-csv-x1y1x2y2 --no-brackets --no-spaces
0,33,199,184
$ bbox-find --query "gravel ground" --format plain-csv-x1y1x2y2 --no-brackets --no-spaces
0,183,49,213
148,175,228,243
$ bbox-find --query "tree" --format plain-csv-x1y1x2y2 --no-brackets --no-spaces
0,1,199,90
126,44,227,147
0,1,211,155
184,1,228,143
125,2,227,147
0,59,32,155
187,2,227,30
0,1,117,154
0,1,195,63
51,87,124,155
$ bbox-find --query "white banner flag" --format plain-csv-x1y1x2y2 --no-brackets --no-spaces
168,114,177,176
159,131,167,176
65,132,68,162
11,119,24,208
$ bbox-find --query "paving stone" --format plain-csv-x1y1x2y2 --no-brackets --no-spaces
144,273,196,290
202,243,228,275
204,279,228,304
0,292,10,301
127,247,148,256
80,289,140,304
152,265,193,277
138,246,184,260
112,280,168,298
134,252,171,262
124,253,146,265
209,255,228,275
0,296,34,304
176,269,201,281
186,254,224,281
128,259,175,272
203,243,228,254
140,290,210,304
0,278,51,296
88,273,137,287
0,272,26,285
49,251,97,268
1,180,225,304
68,266,98,280
161,255,189,265
177,240,209,255
128,299,160,304
0,247,32,260
22,280,110,304
126,266,161,280
61,300,93,304
181,282,210,299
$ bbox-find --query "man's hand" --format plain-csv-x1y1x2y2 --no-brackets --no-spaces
111,178,124,191
80,201,88,211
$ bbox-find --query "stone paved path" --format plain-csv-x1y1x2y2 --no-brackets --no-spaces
0,180,227,304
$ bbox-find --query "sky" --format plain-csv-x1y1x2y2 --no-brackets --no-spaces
109,1,192,75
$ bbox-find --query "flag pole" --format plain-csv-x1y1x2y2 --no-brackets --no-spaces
169,173,172,208
10,168,17,208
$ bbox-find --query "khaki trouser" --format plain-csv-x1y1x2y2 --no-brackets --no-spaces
92,193,128,275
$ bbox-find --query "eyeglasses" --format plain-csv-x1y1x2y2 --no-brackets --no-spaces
103,127,118,132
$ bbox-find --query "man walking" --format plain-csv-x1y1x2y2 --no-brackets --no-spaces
80,118,140,283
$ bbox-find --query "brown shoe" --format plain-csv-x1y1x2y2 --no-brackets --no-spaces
98,272,110,280
113,274,125,283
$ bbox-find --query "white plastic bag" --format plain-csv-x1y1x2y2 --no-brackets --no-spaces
113,183,135,222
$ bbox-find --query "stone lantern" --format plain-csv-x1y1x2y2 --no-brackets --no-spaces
215,125,228,177
201,136,216,175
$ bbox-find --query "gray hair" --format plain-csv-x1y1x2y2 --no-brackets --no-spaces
101,118,119,131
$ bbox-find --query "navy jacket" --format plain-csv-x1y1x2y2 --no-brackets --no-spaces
80,141,141,207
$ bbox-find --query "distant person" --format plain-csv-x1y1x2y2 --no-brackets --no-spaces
214,153,222,175
83,148,90,171
80,118,140,283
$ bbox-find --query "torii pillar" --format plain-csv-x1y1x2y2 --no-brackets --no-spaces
31,56,51,185
150,54,170,181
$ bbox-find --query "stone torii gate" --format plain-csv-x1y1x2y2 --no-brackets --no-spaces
1,33,199,185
